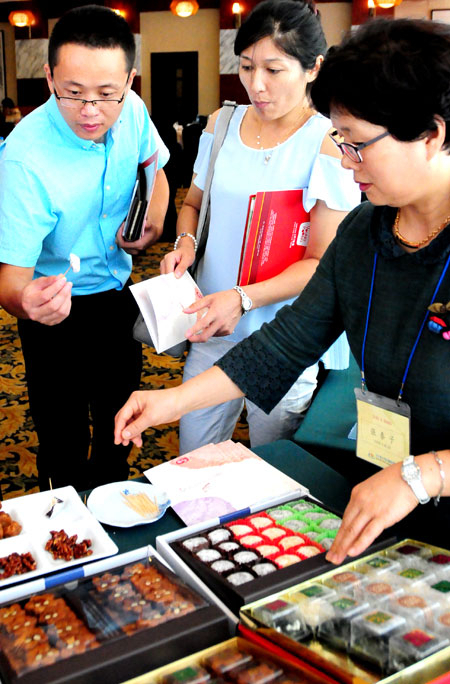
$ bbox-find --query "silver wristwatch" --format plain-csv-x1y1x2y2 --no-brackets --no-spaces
233,285,253,315
401,455,430,504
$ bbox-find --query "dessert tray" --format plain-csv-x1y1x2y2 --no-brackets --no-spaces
0,486,118,588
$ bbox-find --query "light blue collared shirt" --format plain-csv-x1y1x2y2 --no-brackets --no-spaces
0,90,169,295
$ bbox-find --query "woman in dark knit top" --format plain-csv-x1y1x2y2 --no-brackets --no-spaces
116,19,450,564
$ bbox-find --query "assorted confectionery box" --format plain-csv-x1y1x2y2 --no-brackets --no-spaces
159,496,391,615
0,553,231,684
240,540,450,684
123,635,340,684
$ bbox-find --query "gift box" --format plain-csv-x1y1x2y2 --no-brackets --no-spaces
121,635,342,684
240,539,450,684
156,495,394,617
0,546,233,684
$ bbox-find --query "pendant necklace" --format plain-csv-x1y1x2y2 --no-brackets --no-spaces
255,104,311,165
393,208,450,249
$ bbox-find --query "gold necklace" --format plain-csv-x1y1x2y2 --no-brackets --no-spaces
255,105,311,165
393,208,450,249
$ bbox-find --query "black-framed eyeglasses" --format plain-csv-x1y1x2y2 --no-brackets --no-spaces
52,76,130,110
329,129,390,163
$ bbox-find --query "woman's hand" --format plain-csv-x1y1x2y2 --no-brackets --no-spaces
114,388,183,447
114,367,245,447
160,241,196,277
183,289,243,342
326,463,419,565
162,181,203,277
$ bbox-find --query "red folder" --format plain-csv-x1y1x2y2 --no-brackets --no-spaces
237,189,310,286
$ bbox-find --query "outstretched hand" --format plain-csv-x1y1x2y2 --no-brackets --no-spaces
114,388,182,447
326,462,419,565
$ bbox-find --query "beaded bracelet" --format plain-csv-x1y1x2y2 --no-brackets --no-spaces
431,450,445,506
174,232,198,252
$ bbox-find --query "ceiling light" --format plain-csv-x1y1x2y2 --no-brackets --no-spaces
170,0,199,18
9,10,35,27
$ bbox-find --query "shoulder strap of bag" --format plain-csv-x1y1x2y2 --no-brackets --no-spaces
194,100,237,260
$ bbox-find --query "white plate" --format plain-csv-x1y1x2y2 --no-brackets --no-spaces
87,481,170,528
0,486,118,587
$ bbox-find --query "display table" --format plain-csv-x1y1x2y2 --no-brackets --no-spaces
84,440,353,554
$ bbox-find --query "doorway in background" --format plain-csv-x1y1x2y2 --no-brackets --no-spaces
151,51,198,126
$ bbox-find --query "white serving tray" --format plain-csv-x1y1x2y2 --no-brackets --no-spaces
0,485,118,588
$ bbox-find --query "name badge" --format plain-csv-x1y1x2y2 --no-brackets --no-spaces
354,388,411,468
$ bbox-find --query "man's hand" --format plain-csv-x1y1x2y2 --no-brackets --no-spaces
116,168,170,255
22,275,73,325
116,219,163,255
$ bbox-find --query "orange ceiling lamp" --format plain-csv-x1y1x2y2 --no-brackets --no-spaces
9,10,36,28
170,0,199,17
373,0,402,7
112,8,127,18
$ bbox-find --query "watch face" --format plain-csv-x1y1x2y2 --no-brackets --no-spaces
403,462,419,481
242,295,252,311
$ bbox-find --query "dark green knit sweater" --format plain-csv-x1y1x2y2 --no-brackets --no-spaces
217,201,450,542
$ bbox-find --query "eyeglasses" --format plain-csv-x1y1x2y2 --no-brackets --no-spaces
329,129,390,163
52,77,129,110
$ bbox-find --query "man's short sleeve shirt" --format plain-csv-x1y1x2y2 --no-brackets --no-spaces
0,90,169,294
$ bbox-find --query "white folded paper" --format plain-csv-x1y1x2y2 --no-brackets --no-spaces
130,271,203,353
145,440,307,526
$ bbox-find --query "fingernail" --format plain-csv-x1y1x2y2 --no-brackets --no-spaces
123,430,131,438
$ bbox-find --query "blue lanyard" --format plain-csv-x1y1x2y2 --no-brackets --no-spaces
361,251,450,401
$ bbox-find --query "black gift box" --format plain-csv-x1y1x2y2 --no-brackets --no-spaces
0,555,231,684
165,496,396,615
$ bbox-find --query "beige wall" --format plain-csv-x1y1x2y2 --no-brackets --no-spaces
395,0,450,17
1,22,18,104
320,2,353,47
140,9,220,117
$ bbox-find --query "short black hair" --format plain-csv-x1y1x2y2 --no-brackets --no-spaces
234,0,326,79
48,5,135,74
2,97,16,109
311,18,450,150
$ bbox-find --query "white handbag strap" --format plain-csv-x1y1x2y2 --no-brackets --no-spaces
195,101,237,249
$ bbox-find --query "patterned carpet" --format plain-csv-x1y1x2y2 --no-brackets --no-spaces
0,224,249,500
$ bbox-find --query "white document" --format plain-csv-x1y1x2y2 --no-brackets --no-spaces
145,440,308,526
129,271,203,353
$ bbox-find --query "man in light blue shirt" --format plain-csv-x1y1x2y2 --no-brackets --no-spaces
0,5,169,491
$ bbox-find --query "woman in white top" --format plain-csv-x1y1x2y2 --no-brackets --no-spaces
161,0,360,454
